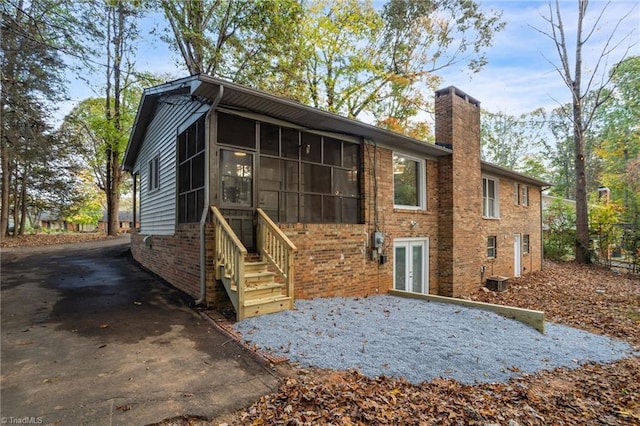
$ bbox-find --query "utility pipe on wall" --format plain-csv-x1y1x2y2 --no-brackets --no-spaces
195,85,224,306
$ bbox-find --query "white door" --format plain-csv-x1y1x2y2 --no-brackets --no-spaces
514,234,521,277
394,238,429,294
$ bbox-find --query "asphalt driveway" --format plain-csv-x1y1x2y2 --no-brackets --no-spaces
1,236,278,425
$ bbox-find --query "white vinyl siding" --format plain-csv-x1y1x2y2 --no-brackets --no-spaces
135,95,209,235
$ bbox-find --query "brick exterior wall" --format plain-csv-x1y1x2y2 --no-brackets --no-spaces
131,224,229,307
129,86,544,308
435,87,485,296
480,178,543,279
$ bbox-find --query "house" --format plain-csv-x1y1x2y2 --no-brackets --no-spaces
40,211,96,232
97,211,138,233
123,75,548,320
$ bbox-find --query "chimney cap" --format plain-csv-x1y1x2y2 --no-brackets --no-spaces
435,86,480,107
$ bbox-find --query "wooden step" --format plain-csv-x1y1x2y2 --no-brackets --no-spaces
244,261,269,274
242,295,292,318
244,282,284,300
244,271,275,286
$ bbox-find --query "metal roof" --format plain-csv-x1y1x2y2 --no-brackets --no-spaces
123,74,550,187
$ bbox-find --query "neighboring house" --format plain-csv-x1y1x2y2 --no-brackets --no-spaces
123,75,548,320
40,211,95,232
98,211,138,233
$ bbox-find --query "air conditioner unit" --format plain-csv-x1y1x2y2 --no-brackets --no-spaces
486,276,508,292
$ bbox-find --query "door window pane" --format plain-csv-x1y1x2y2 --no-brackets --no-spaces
221,150,253,206
395,246,407,291
412,244,423,293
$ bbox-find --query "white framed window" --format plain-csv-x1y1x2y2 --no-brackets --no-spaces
393,153,426,209
482,176,499,218
148,154,160,192
521,185,529,206
487,236,497,258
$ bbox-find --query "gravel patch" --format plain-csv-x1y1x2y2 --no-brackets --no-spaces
234,295,637,384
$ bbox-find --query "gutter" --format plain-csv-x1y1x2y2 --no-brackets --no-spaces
195,85,224,306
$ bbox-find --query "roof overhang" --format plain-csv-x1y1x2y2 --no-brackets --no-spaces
481,162,551,188
123,74,551,188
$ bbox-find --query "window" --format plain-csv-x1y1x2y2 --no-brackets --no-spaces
482,177,498,218
487,236,497,258
393,153,425,209
148,154,159,192
249,119,361,224
177,116,206,223
523,234,530,254
514,183,529,207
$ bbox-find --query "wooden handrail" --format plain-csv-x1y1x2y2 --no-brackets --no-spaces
211,206,247,318
256,208,296,302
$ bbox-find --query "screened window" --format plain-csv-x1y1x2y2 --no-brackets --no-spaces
148,154,159,192
483,177,498,218
393,153,425,209
256,123,360,224
177,116,206,223
521,185,529,206
487,236,497,258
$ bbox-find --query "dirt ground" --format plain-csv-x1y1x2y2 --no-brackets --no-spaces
4,234,639,425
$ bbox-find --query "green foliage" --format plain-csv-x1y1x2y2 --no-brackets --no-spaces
480,109,547,173
543,198,576,261
588,195,623,265
595,56,640,227
161,0,504,138
65,171,104,226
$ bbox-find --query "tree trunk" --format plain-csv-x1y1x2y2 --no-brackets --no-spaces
18,167,28,235
0,130,9,237
573,0,591,264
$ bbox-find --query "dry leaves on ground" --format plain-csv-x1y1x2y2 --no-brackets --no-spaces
470,260,640,347
1,233,115,248
235,358,639,425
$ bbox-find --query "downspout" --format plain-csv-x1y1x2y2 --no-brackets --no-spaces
196,85,224,306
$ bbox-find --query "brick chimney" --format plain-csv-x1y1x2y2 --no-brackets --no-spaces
436,87,484,297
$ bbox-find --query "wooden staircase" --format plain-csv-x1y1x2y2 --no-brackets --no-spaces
221,260,293,319
212,207,296,321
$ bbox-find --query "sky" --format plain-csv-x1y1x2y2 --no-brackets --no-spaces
437,0,640,115
60,0,640,123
